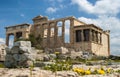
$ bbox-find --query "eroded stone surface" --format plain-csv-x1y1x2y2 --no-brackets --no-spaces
5,41,35,68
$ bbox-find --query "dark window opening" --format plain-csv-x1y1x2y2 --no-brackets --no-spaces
16,32,22,39
76,30,82,42
83,29,89,41
92,30,94,41
95,32,98,42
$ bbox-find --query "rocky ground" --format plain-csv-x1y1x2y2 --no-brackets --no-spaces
0,65,120,77
1,41,120,77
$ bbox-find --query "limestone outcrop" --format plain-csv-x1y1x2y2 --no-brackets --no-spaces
4,41,36,68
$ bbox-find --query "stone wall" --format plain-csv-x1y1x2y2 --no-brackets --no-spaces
5,24,31,46
5,41,36,68
0,44,6,61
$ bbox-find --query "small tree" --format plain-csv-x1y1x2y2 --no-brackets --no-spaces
28,34,42,49
14,34,42,49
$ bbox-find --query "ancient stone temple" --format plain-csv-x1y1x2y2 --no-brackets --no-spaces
5,15,110,56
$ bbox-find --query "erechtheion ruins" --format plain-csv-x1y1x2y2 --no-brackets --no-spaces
5,15,110,56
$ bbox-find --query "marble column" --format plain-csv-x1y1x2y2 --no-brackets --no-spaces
6,34,9,46
89,29,92,42
47,23,50,48
70,19,74,45
81,30,84,41
62,20,65,45
41,24,44,38
100,33,102,44
98,33,100,43
94,31,96,42
54,22,58,48
14,33,16,42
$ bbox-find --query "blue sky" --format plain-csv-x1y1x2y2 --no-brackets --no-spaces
0,0,120,55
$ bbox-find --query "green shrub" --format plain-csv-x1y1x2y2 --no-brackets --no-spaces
44,58,72,72
86,62,93,66
28,34,42,49
116,70,120,73
0,63,5,68
44,62,72,72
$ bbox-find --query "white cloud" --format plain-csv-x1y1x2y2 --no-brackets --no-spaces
59,4,66,9
20,14,25,17
71,0,120,15
46,7,57,14
0,38,5,44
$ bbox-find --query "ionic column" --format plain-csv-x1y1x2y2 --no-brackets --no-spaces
22,31,25,38
62,20,65,45
6,34,9,46
54,22,58,48
47,23,50,48
91,30,94,41
81,30,84,41
14,33,16,42
94,31,96,42
70,19,74,44
100,33,102,44
41,24,44,38
98,33,100,43
89,29,92,42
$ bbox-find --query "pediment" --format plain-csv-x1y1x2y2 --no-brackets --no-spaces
33,15,43,20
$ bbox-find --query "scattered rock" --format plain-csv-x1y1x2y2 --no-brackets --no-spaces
55,47,69,54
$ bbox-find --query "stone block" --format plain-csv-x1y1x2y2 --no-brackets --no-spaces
24,53,35,61
19,54,27,62
19,47,31,53
43,55,50,61
5,47,11,54
5,54,13,61
4,54,15,67
14,41,31,47
5,41,36,68
26,60,33,67
11,46,19,54
55,47,69,54
13,54,20,61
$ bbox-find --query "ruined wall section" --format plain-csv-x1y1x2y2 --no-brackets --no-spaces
91,31,110,56
73,24,110,56
5,24,31,46
32,16,79,49
73,25,92,52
